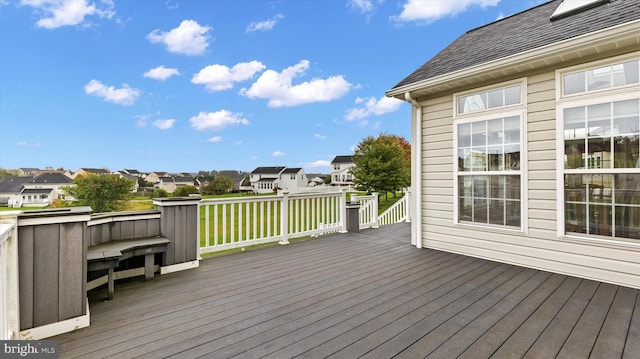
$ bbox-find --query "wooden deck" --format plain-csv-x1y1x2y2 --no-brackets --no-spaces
53,223,639,358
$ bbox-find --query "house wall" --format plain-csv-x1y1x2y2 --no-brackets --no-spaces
331,163,355,185
416,55,640,289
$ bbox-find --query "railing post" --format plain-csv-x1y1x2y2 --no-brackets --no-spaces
372,192,379,228
279,192,290,244
405,189,412,223
339,188,348,233
0,214,19,340
154,196,201,274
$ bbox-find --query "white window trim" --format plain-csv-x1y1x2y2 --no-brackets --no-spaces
453,105,528,233
555,52,640,243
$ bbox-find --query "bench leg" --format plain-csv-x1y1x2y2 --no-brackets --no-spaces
107,266,114,300
144,253,155,281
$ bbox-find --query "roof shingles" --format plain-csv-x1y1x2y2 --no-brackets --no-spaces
391,0,640,89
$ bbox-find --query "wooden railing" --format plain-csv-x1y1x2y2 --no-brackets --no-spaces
199,190,348,254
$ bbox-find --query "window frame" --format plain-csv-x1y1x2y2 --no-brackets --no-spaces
555,52,640,243
453,79,528,232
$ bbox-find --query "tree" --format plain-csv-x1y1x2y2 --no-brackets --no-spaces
152,188,168,198
174,185,199,197
351,133,411,199
206,176,233,195
63,174,135,213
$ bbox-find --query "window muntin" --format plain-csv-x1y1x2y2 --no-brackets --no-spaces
456,115,522,228
563,59,640,96
564,99,640,170
560,55,640,241
457,85,521,114
565,174,640,239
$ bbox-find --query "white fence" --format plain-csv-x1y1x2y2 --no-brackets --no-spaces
350,193,379,230
0,217,19,340
200,190,348,255
378,192,410,226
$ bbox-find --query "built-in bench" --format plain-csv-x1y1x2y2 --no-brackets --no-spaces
87,237,170,300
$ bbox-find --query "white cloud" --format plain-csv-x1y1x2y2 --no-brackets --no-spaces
153,119,175,130
189,110,249,131
208,136,223,143
300,160,331,168
84,79,141,106
348,0,376,14
272,151,286,157
393,0,500,23
143,66,180,81
241,60,351,107
20,0,115,29
345,96,403,121
314,134,327,140
147,19,211,56
246,13,284,33
17,141,41,147
191,61,265,92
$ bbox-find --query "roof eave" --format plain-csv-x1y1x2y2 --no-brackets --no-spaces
386,19,640,101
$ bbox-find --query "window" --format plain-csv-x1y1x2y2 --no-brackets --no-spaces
455,80,525,229
551,0,609,21
563,59,639,96
457,84,521,115
559,54,640,241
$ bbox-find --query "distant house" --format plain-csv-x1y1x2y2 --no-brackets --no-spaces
157,175,195,193
386,0,640,288
122,169,142,177
17,168,40,177
73,168,110,179
0,172,72,208
278,168,308,191
145,172,169,185
308,175,326,187
330,156,355,186
249,166,286,194
0,176,33,207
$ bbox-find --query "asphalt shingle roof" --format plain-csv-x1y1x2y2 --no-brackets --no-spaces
0,177,33,193
331,156,354,164
250,166,286,174
31,172,72,184
391,0,640,90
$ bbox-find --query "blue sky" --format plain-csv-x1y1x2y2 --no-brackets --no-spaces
0,0,545,174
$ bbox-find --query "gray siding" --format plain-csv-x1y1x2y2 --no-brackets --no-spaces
18,220,87,330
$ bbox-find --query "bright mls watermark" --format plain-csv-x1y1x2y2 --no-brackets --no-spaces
1,340,58,358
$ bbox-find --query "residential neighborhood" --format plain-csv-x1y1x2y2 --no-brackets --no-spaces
0,161,352,207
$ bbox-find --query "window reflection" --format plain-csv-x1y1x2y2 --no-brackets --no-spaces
564,99,640,170
459,175,520,226
564,174,640,239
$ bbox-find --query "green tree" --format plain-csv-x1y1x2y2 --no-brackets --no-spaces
152,188,168,198
351,133,411,199
174,185,200,197
207,176,233,195
63,174,136,213
0,168,18,179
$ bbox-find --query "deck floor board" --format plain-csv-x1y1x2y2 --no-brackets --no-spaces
51,223,639,359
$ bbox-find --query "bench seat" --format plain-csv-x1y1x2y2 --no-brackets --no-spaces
87,237,170,300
